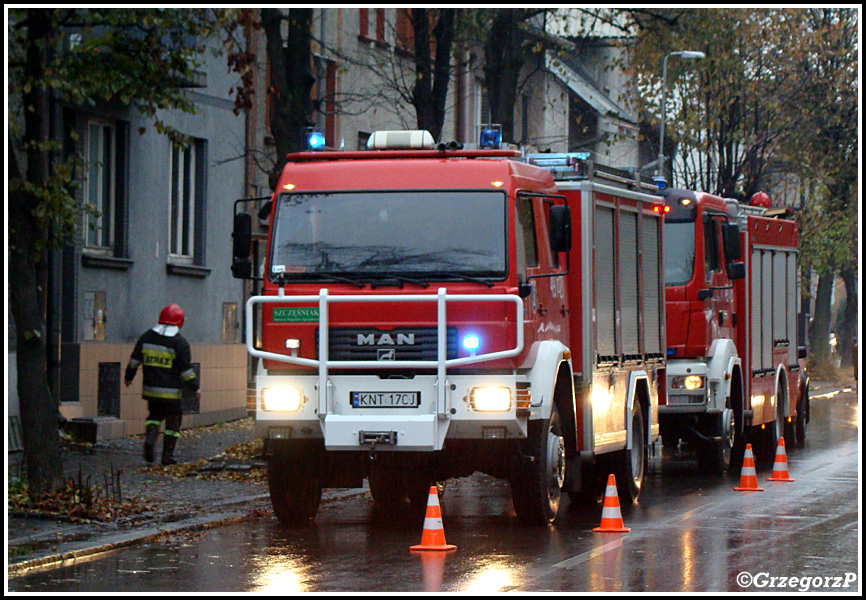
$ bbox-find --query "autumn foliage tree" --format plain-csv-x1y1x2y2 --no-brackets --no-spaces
625,7,858,367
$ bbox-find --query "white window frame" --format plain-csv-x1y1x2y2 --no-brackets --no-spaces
84,119,117,253
168,141,198,264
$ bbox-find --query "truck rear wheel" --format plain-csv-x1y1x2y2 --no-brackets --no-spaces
267,442,324,526
511,404,565,525
615,402,645,504
697,408,734,475
794,379,809,448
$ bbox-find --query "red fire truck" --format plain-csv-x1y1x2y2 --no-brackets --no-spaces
232,134,666,526
659,188,809,474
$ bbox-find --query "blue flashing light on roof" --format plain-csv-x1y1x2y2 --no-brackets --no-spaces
479,125,502,149
653,176,667,190
305,130,326,151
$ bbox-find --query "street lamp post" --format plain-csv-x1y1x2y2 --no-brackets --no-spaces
657,50,706,179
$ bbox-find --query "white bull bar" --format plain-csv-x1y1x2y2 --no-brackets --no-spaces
246,287,524,421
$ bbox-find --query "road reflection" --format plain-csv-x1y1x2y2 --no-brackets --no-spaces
8,385,858,593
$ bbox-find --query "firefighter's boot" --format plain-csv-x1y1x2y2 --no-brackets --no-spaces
144,422,160,463
161,432,180,466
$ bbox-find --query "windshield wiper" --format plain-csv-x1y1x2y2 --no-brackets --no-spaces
368,274,431,289
418,273,496,287
307,272,366,289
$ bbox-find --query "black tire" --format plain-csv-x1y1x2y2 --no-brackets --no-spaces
697,409,734,475
615,402,645,504
755,383,786,463
794,378,808,448
511,404,566,525
267,443,324,526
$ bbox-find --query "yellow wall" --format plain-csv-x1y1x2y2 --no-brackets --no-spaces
59,342,248,437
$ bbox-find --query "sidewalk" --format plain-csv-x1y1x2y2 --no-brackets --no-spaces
7,417,366,576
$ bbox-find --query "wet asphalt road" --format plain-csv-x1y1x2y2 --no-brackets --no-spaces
8,382,860,593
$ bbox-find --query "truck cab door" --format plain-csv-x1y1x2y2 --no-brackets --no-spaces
516,193,570,348
703,214,736,341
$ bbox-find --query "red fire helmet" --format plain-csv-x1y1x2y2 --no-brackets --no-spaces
159,304,185,328
750,191,771,208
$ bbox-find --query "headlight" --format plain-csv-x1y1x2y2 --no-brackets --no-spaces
261,386,303,411
470,387,511,411
671,375,705,390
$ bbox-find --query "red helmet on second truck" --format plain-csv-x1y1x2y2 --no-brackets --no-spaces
159,304,185,328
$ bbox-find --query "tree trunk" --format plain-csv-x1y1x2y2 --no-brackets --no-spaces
411,8,455,142
809,270,834,363
9,148,65,494
262,8,315,191
483,9,525,144
836,264,857,367
9,9,65,494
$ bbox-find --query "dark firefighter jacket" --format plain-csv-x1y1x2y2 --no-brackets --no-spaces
125,326,200,406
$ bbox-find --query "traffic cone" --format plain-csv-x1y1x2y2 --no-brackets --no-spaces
734,443,764,491
766,437,795,482
410,486,457,552
593,474,631,533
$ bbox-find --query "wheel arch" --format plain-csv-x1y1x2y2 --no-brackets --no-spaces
625,371,651,451
774,363,790,418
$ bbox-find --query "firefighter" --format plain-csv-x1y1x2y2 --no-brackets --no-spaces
124,304,201,465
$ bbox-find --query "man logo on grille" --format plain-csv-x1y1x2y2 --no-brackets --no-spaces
357,333,416,346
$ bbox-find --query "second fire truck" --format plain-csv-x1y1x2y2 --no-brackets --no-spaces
659,187,809,473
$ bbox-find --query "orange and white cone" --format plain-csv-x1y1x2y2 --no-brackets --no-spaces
593,474,630,533
766,437,795,482
734,443,764,491
410,486,457,552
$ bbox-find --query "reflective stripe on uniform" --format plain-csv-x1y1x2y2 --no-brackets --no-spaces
142,385,182,399
180,368,197,381
145,420,162,427
164,429,181,438
128,358,142,368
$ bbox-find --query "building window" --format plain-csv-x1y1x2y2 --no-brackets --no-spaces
376,8,386,43
359,8,387,47
313,57,338,148
168,139,206,265
395,8,414,53
359,8,369,38
84,120,117,251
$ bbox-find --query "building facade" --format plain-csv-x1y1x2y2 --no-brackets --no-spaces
49,38,249,440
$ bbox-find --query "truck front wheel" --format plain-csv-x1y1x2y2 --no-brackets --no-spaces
615,402,645,504
511,404,566,525
267,441,324,526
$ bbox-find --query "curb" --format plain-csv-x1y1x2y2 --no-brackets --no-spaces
8,488,370,578
7,494,270,577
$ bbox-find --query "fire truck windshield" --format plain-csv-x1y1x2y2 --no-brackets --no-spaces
268,190,507,283
663,220,697,286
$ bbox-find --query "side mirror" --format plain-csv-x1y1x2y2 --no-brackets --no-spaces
722,222,742,260
231,257,252,279
233,212,252,259
231,212,253,279
549,205,572,253
726,261,745,280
